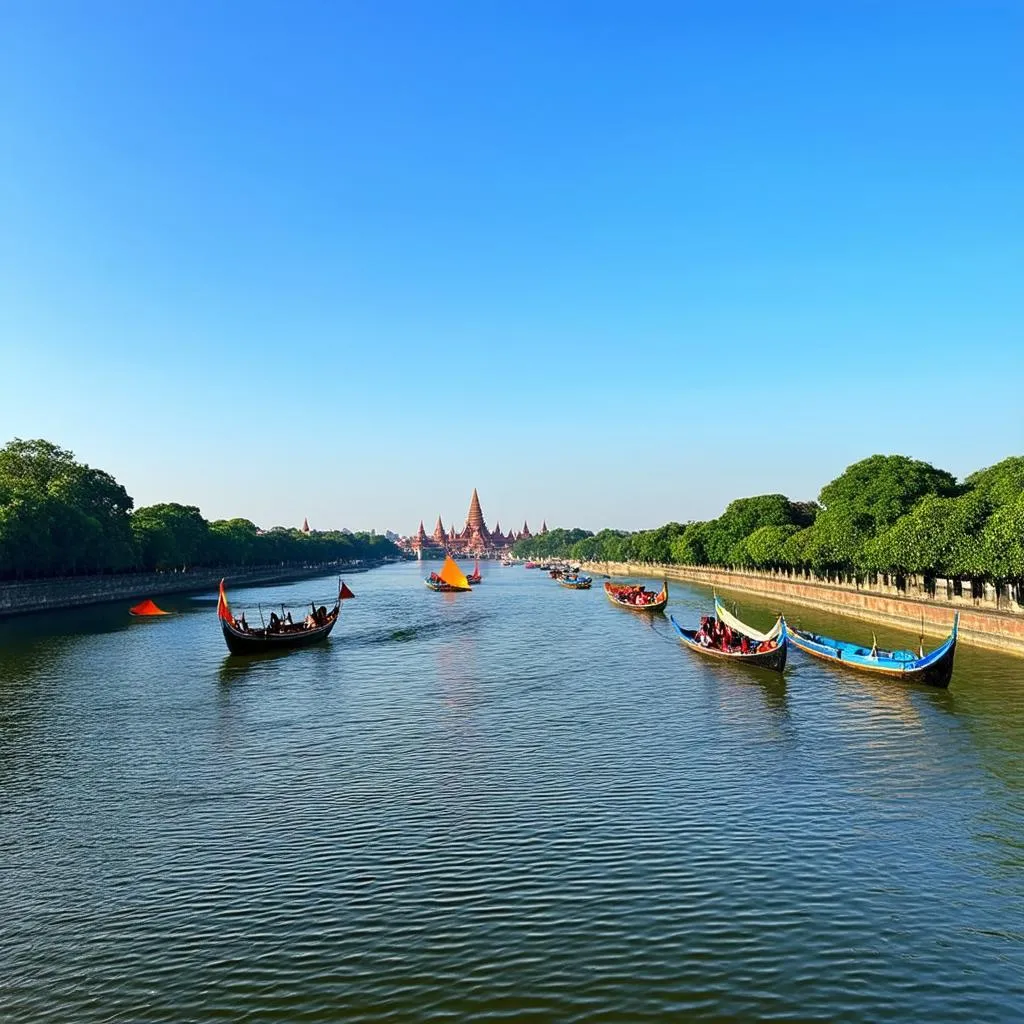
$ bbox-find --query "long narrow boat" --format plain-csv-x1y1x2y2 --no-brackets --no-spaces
787,613,958,688
466,558,483,585
425,554,473,592
217,578,354,655
670,607,787,672
558,575,592,590
604,580,668,613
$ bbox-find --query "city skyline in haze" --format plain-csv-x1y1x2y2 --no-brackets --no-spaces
2,2,1021,533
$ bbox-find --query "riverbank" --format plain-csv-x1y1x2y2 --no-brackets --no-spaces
583,561,1024,657
0,561,390,619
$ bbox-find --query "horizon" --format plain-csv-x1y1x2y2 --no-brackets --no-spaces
2,1,1021,532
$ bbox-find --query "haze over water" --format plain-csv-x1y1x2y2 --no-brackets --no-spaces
2,562,1023,1021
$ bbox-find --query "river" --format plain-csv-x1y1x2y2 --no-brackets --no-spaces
1,561,1022,1021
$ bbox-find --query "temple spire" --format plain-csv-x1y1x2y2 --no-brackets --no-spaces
466,488,486,531
302,517,310,534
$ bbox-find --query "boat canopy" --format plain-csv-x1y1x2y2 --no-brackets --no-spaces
715,597,783,642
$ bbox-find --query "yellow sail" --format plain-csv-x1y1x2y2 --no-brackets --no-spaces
438,554,471,590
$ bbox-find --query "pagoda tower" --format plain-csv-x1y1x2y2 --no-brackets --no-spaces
541,520,548,534
521,520,532,539
432,516,446,545
466,488,487,534
302,517,310,534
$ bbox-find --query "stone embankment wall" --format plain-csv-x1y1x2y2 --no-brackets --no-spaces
583,562,1024,657
0,562,369,618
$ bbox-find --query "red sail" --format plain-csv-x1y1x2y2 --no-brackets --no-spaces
340,582,356,600
217,579,233,622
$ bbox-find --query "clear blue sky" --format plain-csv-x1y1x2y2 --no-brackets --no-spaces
2,1,1021,534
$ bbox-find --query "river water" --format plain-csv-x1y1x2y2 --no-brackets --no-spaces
1,561,1022,1022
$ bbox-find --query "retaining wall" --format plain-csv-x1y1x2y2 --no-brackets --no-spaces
0,562,371,618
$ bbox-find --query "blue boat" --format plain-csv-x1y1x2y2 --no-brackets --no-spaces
558,575,593,590
786,613,958,688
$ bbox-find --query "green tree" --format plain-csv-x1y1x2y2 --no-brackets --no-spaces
978,495,1024,581
964,457,1024,508
744,524,800,568
132,503,211,570
861,492,991,577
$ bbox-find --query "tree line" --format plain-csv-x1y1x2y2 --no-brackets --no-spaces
0,439,400,579
512,454,1024,584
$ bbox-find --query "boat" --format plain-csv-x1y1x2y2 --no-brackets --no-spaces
524,561,539,569
501,558,513,567
786,612,958,687
558,574,592,589
217,578,354,655
466,558,483,585
425,554,473,592
604,580,668,612
549,567,564,579
669,600,787,672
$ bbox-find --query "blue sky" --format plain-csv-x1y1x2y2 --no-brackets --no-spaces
1,1,1021,534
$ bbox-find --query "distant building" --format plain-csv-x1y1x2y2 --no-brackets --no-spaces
301,517,310,534
401,489,542,558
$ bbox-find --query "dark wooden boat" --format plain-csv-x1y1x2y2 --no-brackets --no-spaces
787,613,958,688
557,575,592,589
604,580,668,612
217,578,354,655
466,558,483,585
670,612,788,672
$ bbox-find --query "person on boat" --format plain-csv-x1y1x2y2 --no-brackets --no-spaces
740,636,750,654
269,611,281,632
304,612,316,628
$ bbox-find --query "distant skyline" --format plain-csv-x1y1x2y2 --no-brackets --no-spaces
2,1,1021,533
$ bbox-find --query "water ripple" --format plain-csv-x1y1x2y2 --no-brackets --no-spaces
1,563,1023,1022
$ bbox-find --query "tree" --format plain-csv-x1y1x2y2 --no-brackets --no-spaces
0,437,135,577
978,495,1024,581
132,504,211,570
964,457,1024,508
861,492,991,577
744,524,800,568
818,455,958,534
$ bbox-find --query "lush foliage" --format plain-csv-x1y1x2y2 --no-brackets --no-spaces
513,453,1024,582
0,438,399,578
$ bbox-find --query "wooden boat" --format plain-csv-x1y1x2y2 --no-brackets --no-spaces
425,554,472,592
524,561,539,569
466,559,483,585
217,578,354,655
787,613,958,688
557,575,592,589
604,580,668,612
549,568,564,579
669,604,788,672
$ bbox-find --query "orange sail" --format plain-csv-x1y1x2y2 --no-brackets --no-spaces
216,579,233,622
438,554,471,591
129,598,168,616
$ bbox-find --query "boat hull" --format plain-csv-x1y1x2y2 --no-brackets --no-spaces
221,615,338,655
787,625,957,688
558,576,592,589
670,614,787,672
604,581,668,613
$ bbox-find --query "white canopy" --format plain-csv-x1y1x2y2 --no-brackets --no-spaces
715,597,783,643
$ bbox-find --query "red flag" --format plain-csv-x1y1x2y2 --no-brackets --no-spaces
217,579,233,622
339,582,356,600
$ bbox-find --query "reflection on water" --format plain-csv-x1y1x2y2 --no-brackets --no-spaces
1,562,1023,1022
